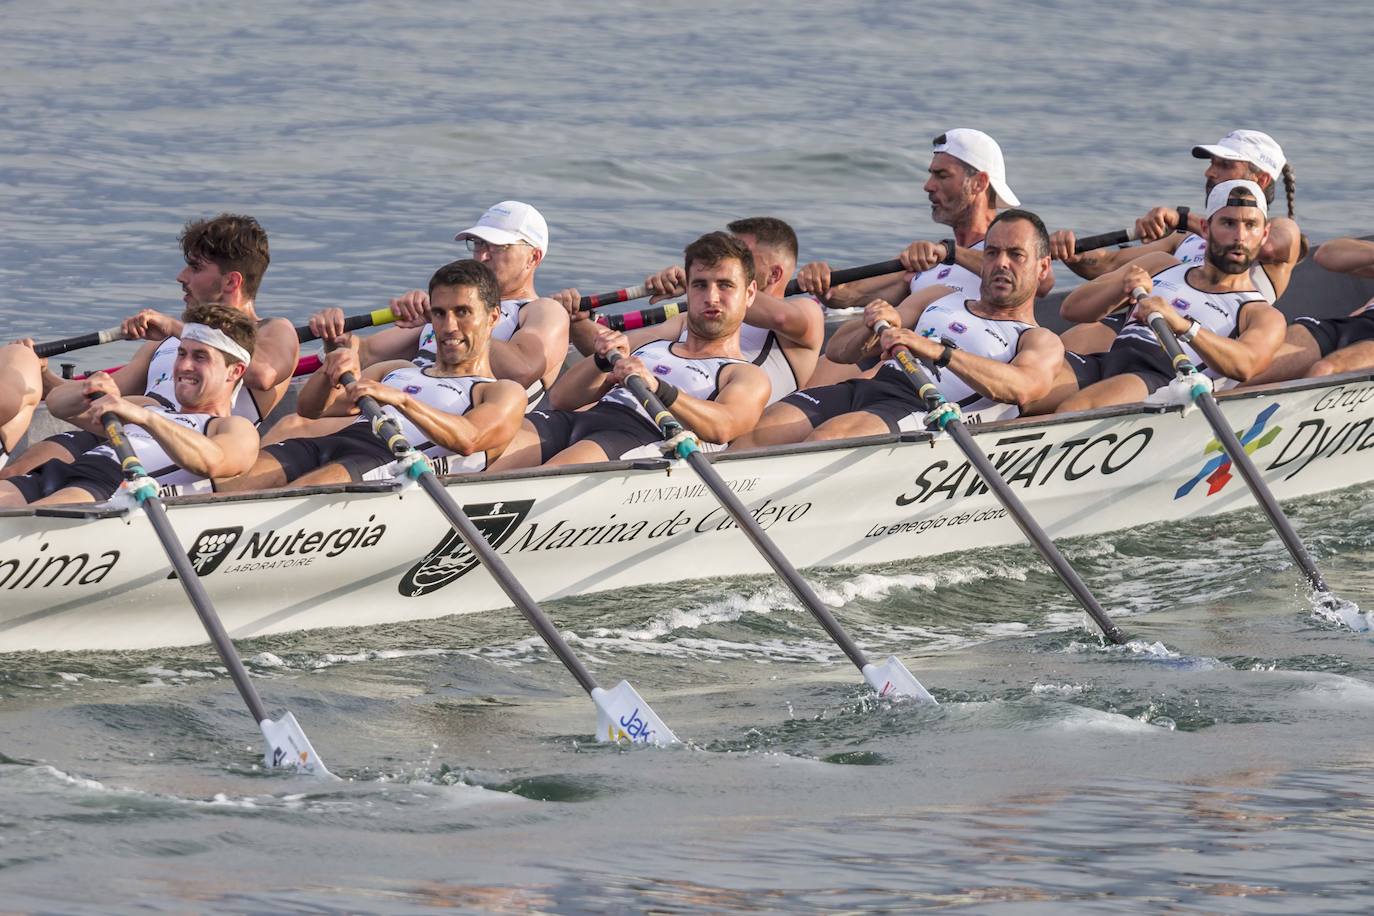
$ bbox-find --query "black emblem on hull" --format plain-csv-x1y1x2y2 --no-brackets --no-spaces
170,526,244,579
399,500,534,597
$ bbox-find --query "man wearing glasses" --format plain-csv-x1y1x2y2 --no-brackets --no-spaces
303,201,570,413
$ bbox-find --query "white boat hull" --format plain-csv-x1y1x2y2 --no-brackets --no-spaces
2,374,1372,653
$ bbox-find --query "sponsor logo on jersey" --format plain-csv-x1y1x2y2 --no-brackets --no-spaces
653,364,672,376
1171,298,1191,312
937,267,952,279
948,321,968,335
404,385,422,394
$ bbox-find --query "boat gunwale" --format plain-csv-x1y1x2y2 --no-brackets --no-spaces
1,368,1370,521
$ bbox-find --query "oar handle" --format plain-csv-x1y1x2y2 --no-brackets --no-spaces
296,307,398,344
33,325,126,359
1073,227,1141,254
783,258,905,298
603,352,688,443
1132,287,1201,375
334,368,411,458
595,301,684,332
578,284,650,311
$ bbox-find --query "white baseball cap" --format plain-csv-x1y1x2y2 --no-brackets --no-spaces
454,200,549,255
1205,179,1268,219
1191,130,1285,183
932,128,1019,209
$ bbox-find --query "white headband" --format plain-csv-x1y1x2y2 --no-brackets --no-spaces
181,322,252,366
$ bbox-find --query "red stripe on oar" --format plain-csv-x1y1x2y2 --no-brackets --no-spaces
293,354,322,376
619,311,646,330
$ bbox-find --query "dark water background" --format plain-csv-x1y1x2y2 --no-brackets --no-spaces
3,1,1374,912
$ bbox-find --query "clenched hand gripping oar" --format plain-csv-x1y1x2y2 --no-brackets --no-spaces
98,410,331,776
1133,287,1342,604
874,320,1128,645
337,367,676,745
607,351,937,703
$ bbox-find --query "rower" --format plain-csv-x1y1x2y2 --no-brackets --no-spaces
0,305,259,507
730,209,1063,448
298,200,569,418
1051,130,1302,355
0,343,45,472
1053,181,1286,413
799,128,1031,386
2,214,298,478
1245,237,1374,382
490,232,771,469
556,217,824,403
218,260,526,489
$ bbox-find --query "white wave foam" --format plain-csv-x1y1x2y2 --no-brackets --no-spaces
1050,705,1161,734
1031,682,1091,696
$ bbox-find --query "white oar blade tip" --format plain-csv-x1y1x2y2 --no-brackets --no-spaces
862,657,938,706
591,681,678,747
259,713,333,778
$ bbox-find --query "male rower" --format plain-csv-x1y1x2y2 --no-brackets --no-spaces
798,128,1029,386
1053,181,1285,413
0,343,45,471
731,209,1063,448
302,200,569,415
219,260,526,489
1051,130,1302,354
1245,237,1374,382
490,232,771,469
0,304,259,506
3,214,298,478
558,217,824,403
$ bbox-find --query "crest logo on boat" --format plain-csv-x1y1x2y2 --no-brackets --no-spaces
398,500,535,597
1175,404,1281,499
171,526,244,578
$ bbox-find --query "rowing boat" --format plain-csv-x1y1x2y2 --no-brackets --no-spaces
2,369,1371,653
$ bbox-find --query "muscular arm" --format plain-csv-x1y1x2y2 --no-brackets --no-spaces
46,342,157,420
549,327,675,410
954,328,1064,409
490,297,569,387
135,411,260,479
1186,301,1287,382
378,379,527,457
824,272,908,309
241,317,299,391
357,325,425,366
825,285,951,364
745,293,825,350
1063,235,1183,281
1060,252,1179,323
307,358,410,418
1315,237,1374,279
662,362,770,445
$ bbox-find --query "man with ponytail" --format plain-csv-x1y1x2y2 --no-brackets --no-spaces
1050,130,1303,355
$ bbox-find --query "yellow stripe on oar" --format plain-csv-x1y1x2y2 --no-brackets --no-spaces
1172,353,1190,369
370,307,398,326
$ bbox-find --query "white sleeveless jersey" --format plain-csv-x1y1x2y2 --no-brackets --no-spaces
1116,261,1266,387
602,339,746,448
677,311,808,405
355,366,492,475
908,239,984,298
414,298,543,412
87,406,216,495
145,337,262,424
1173,233,1277,302
884,292,1031,420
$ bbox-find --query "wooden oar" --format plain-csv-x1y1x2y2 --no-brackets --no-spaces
873,320,1128,645
607,351,936,703
97,409,331,776
336,367,676,745
1133,287,1341,603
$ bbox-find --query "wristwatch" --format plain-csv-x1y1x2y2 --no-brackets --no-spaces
940,239,957,265
1175,207,1190,234
934,336,960,368
1177,318,1203,344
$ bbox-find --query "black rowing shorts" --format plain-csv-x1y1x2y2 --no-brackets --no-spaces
263,424,397,483
1294,312,1374,358
1100,307,1130,332
46,429,102,460
780,364,922,433
530,402,662,463
1069,338,1174,394
7,455,124,503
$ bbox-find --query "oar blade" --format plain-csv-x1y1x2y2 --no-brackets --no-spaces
591,681,678,746
861,656,938,706
259,712,333,777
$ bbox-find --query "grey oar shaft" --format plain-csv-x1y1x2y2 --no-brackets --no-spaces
338,371,602,697
609,357,873,672
413,472,600,696
874,327,1126,645
1143,311,1330,593
682,448,871,670
100,414,269,724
